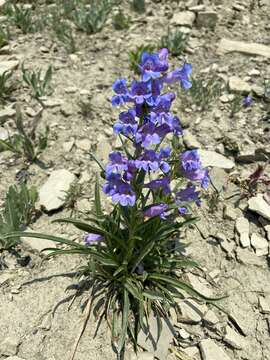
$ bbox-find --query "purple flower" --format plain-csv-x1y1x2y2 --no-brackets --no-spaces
105,152,128,175
144,176,171,194
243,95,253,107
140,48,169,82
176,185,200,202
135,150,170,173
164,63,192,90
135,122,161,148
144,203,169,219
181,150,209,188
111,183,136,206
112,79,129,106
178,207,187,215
84,233,104,246
129,80,153,105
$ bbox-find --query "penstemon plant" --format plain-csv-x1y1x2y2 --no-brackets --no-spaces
3,49,222,358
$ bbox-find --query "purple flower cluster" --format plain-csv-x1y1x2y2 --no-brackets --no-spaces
102,48,209,219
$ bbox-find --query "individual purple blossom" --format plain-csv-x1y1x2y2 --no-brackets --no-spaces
105,152,128,175
181,150,209,188
144,203,169,219
144,176,171,194
164,63,192,90
111,79,129,106
140,48,169,82
178,207,187,215
84,233,104,246
243,95,253,107
135,122,161,148
111,183,136,206
135,150,170,173
129,80,153,105
176,185,200,203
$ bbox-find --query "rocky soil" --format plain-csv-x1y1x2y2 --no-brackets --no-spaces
1,0,270,359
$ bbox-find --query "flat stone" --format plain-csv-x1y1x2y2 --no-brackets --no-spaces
228,76,251,94
0,337,20,356
22,228,57,252
62,139,75,152
183,130,201,149
182,346,199,358
217,38,270,58
209,168,228,192
223,205,238,221
236,248,265,267
215,233,235,255
171,11,196,27
0,272,13,286
96,135,111,161
0,107,16,124
248,194,270,221
198,150,234,169
6,357,26,360
196,11,218,29
224,326,246,350
76,139,91,152
200,339,231,360
178,299,206,324
250,233,268,256
38,169,76,211
187,273,213,297
235,217,250,248
265,225,270,241
258,296,270,314
0,126,8,141
0,60,19,76
42,98,63,108
137,314,174,360
203,310,220,326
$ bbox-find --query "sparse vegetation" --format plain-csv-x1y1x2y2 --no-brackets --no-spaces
0,70,16,104
129,44,155,74
113,9,130,30
22,64,53,99
160,29,188,56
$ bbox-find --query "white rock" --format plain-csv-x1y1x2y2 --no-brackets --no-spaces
217,38,270,58
22,228,57,252
187,273,213,297
179,328,190,339
96,135,111,161
235,217,250,248
198,150,234,169
76,139,91,152
42,98,63,108
137,314,174,360
196,11,218,29
62,139,75,152
38,169,76,211
0,126,8,141
0,337,20,356
250,233,268,256
183,130,200,149
236,248,265,267
258,296,270,314
248,194,270,221
0,60,19,76
0,107,16,123
228,76,251,94
178,299,206,324
203,310,220,326
200,339,231,360
224,325,246,350
182,346,199,357
0,0,7,8
265,225,270,241
171,11,196,27
6,357,26,360
0,272,13,286
223,205,238,221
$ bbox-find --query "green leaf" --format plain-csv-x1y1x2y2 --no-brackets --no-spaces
143,290,165,301
118,289,129,354
124,279,143,302
2,231,85,249
131,238,155,273
94,175,103,217
148,273,225,303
